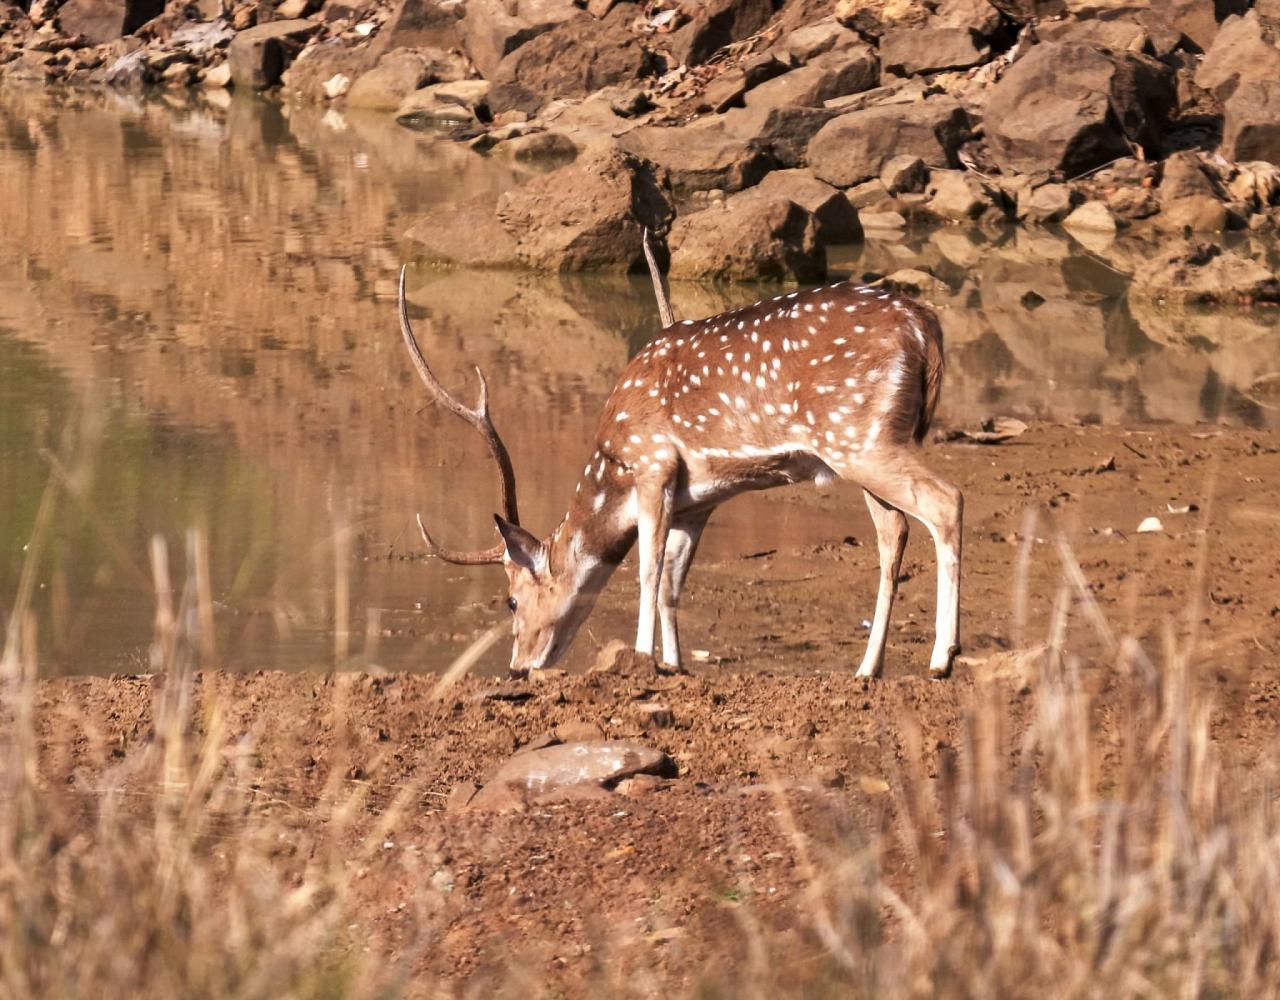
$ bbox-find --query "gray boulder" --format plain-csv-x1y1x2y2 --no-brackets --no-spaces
752,168,862,243
462,0,579,78
488,12,655,114
806,95,972,187
370,0,466,58
984,42,1175,176
720,104,836,168
1195,11,1280,102
925,169,1003,221
1223,79,1280,166
227,19,320,90
56,0,164,44
777,15,862,63
744,44,878,108
879,26,989,76
668,0,781,67
496,149,675,272
669,193,825,282
618,116,773,198
1157,151,1230,231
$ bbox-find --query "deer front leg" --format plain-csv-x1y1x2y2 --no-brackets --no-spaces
634,481,674,657
856,491,908,680
658,509,712,670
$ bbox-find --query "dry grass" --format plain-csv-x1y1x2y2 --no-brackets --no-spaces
3,517,1279,997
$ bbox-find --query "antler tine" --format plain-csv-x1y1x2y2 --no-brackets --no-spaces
399,266,520,565
417,513,503,566
642,227,675,329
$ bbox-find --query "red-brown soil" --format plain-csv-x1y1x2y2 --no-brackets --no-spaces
31,422,1280,992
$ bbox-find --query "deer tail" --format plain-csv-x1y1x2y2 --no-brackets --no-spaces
915,313,945,445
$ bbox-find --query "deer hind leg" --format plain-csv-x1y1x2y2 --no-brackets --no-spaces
658,508,713,670
856,490,909,680
634,480,674,658
842,452,963,677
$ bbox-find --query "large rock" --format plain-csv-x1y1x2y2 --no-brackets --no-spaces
1195,11,1280,102
752,168,862,243
1131,241,1279,304
1223,79,1280,166
346,47,464,110
495,149,675,272
1157,151,1230,231
466,741,676,811
743,44,878,108
933,0,1003,36
777,15,862,63
618,116,773,198
281,44,370,102
983,42,1175,176
984,0,1063,19
806,95,972,187
925,168,1003,221
489,12,655,114
1035,17,1151,53
227,19,320,90
669,0,781,67
669,193,825,282
462,0,579,78
370,0,465,58
879,26,989,76
721,104,836,167
56,0,164,44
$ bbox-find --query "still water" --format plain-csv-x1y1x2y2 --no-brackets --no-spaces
1,85,1276,677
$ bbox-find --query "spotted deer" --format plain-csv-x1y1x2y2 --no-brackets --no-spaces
398,246,962,679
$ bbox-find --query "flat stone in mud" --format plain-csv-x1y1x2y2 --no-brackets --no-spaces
467,741,677,811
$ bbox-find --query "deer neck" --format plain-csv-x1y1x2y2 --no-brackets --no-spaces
544,452,639,596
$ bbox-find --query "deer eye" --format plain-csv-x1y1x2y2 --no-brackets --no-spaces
506,597,518,614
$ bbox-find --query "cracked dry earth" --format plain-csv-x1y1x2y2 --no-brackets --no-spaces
31,422,1280,991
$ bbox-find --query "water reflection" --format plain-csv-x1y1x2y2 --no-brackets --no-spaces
1,85,1276,677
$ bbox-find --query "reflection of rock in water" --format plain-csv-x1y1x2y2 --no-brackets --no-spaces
837,229,1280,428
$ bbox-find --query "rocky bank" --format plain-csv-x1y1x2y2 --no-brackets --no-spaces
4,0,1280,280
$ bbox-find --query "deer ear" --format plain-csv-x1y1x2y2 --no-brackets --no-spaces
494,516,546,574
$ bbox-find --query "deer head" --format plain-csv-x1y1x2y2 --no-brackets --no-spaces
399,269,627,675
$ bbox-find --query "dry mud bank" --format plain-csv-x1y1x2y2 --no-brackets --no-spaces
25,420,1280,992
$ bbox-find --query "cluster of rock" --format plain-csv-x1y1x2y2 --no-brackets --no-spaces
4,0,1280,279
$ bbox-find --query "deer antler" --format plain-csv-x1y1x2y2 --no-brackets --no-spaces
399,266,519,565
642,228,674,328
